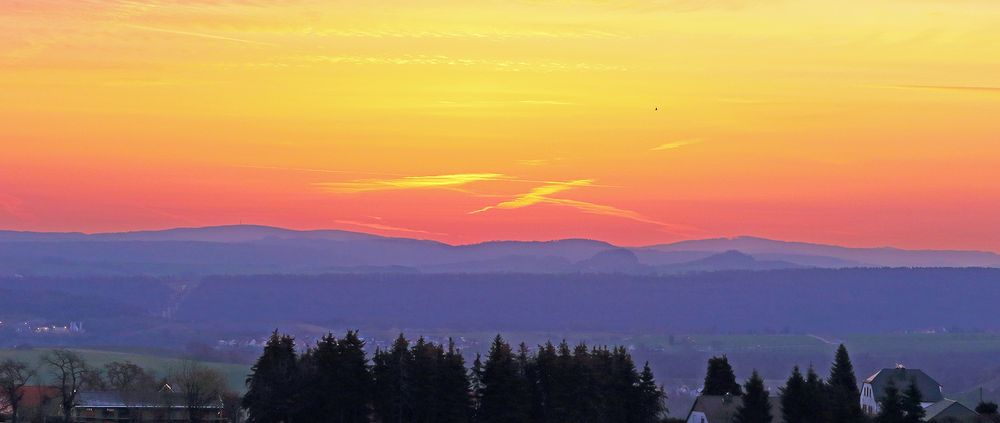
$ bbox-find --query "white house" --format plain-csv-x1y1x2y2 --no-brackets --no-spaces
860,365,943,415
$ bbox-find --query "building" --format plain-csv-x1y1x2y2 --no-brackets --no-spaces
922,399,978,422
685,394,783,423
860,365,980,422
70,390,225,423
0,386,60,422
861,366,944,414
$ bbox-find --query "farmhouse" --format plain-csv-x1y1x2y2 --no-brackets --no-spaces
922,399,978,422
860,366,944,414
860,365,982,422
685,394,783,423
70,390,225,423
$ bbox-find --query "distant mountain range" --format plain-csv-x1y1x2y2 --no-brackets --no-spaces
1,225,998,276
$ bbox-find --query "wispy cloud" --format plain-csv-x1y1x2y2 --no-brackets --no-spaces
294,55,628,72
650,139,702,151
317,173,509,193
469,180,699,233
234,164,402,177
334,219,443,236
517,157,566,166
884,84,1000,93
125,24,279,46
470,180,592,213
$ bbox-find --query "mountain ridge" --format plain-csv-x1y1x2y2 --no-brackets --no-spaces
1,225,998,274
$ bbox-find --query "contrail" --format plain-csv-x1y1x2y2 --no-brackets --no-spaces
125,25,279,47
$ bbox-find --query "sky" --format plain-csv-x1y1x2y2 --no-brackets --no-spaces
2,0,999,250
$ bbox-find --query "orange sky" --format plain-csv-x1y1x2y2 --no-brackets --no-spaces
2,0,1000,250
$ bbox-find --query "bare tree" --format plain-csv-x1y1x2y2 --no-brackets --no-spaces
106,361,157,393
40,349,92,423
104,361,159,422
221,391,243,423
171,361,227,423
0,359,36,423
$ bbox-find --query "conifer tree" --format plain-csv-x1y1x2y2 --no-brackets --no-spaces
780,366,807,423
875,381,904,423
976,401,999,415
372,334,415,423
703,355,743,396
243,331,299,423
532,342,559,422
634,362,667,423
479,335,530,423
803,366,829,423
828,345,864,423
735,370,772,423
901,381,925,423
569,343,601,422
439,339,473,423
470,353,485,421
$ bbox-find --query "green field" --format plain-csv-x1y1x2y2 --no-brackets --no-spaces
0,348,250,392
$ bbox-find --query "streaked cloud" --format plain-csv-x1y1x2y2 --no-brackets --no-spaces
334,219,443,236
884,85,1000,94
125,24,279,46
650,139,702,151
470,180,698,233
517,158,566,166
318,173,508,193
470,180,592,213
294,55,628,72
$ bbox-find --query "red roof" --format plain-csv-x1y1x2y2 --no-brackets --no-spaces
1,386,60,413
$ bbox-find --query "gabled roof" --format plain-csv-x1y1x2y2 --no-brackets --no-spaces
687,395,783,423
0,386,59,414
864,368,944,402
74,391,223,409
922,399,977,422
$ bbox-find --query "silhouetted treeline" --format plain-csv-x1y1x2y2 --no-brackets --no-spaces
698,345,866,423
243,331,667,423
701,344,1000,423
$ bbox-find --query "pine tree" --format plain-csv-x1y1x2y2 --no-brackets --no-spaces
803,366,829,423
372,334,414,423
568,343,601,422
828,345,864,423
703,355,743,396
901,381,925,423
243,331,299,423
875,381,904,423
533,342,558,422
337,331,373,423
297,332,372,422
977,401,999,415
479,335,530,423
470,353,485,422
734,370,772,423
634,362,666,423
439,338,472,423
780,366,807,423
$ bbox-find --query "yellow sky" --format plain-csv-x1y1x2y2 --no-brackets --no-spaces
2,0,999,249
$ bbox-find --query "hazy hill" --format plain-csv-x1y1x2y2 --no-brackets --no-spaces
659,250,803,273
646,236,1000,267
1,225,998,276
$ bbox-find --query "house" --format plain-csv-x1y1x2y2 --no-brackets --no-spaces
70,390,225,423
0,385,60,422
685,394,783,423
922,399,978,422
861,366,944,414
